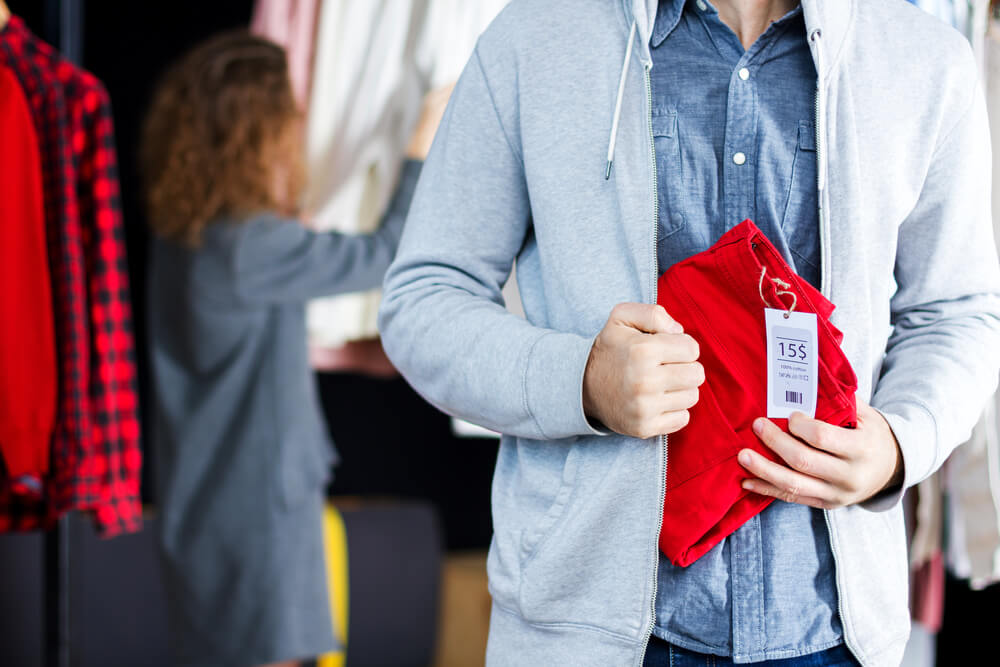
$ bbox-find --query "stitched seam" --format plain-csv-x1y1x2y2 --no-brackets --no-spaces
491,599,640,643
523,331,553,440
474,46,523,164
877,397,939,436
930,62,980,158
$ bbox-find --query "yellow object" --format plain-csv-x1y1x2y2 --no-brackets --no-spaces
318,503,349,667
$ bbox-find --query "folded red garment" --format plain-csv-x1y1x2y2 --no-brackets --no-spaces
656,219,858,567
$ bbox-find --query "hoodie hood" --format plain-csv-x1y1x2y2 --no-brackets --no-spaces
627,0,658,64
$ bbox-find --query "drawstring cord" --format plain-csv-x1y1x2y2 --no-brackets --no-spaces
758,266,798,318
606,19,637,180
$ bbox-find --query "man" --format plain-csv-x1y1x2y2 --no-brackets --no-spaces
379,0,1000,665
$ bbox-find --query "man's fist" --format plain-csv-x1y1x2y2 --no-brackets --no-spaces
583,303,704,439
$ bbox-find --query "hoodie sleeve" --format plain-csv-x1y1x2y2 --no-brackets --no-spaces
230,160,420,305
867,68,1000,511
378,46,604,441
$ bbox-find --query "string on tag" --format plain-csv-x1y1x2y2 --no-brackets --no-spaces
758,266,797,318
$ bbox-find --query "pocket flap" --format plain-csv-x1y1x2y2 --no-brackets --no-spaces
652,109,677,138
798,120,816,151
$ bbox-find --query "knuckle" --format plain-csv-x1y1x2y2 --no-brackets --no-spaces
626,342,646,365
666,409,691,433
814,430,833,451
681,334,700,360
635,418,660,440
787,411,804,433
621,399,641,423
689,362,706,387
683,387,700,409
794,455,811,473
633,396,656,421
628,376,648,397
783,485,801,503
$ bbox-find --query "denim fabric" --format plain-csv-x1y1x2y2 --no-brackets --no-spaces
650,0,842,662
643,637,860,667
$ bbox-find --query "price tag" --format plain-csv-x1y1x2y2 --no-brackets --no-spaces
765,308,818,418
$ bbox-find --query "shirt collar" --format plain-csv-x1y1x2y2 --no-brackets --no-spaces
651,0,688,49
652,0,807,49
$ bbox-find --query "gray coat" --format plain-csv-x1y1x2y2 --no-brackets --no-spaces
149,160,419,665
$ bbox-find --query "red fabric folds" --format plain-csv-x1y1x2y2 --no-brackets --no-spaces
0,67,56,480
656,219,857,567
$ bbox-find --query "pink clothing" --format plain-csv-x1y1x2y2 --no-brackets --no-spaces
250,0,319,106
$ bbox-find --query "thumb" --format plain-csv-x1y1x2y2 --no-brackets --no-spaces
610,303,683,335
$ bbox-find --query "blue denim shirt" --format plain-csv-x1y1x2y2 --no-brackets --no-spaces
650,1,843,662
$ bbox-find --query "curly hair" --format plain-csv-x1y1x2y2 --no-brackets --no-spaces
141,31,305,246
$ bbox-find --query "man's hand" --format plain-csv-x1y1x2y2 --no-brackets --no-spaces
738,399,904,509
583,303,705,439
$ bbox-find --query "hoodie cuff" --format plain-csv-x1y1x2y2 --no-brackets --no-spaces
860,401,937,513
523,331,609,440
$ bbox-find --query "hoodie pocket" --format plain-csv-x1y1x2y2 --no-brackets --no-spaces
518,444,580,566
780,120,820,274
653,109,685,238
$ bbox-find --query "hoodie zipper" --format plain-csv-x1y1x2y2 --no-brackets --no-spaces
636,61,668,667
809,25,861,667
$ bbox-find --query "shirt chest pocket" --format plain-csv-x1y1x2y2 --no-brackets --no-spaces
652,109,686,238
780,120,820,274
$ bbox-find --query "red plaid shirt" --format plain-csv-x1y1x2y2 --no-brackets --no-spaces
0,16,141,537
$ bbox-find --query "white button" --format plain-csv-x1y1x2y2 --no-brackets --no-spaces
739,67,750,80
697,0,708,10
733,152,747,165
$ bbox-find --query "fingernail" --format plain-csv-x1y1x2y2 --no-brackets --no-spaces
753,418,765,435
738,450,752,466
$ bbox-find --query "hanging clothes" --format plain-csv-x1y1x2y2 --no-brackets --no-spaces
301,0,509,353
0,65,56,486
0,16,141,537
902,2,998,642
250,0,319,107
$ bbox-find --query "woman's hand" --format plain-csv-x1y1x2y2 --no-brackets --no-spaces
406,83,456,160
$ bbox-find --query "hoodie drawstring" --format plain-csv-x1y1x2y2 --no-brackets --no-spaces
808,27,832,295
606,19,637,180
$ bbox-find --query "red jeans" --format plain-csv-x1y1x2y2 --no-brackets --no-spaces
656,220,857,566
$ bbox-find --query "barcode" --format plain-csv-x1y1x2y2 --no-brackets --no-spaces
785,391,803,404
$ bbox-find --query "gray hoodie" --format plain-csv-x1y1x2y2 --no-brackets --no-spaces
379,1,1000,665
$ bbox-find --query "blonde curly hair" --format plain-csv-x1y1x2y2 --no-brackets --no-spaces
141,31,305,246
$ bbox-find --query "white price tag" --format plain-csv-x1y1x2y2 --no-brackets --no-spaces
765,308,818,418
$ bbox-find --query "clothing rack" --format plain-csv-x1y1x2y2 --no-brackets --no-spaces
41,5,85,665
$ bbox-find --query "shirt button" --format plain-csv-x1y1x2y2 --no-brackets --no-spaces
733,152,747,165
738,67,750,80
697,0,708,10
